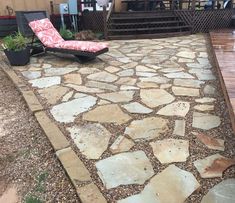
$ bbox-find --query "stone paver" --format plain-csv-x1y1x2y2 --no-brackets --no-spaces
192,132,224,151
194,154,235,178
173,120,185,136
51,95,97,123
125,117,169,140
83,104,131,124
140,89,175,108
110,135,135,154
122,102,153,114
120,165,200,203
96,151,154,189
201,179,235,203
29,76,61,88
157,101,190,117
192,112,221,130
68,124,111,159
150,139,189,163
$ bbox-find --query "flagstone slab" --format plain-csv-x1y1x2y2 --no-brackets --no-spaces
117,69,134,77
87,71,118,82
136,65,156,72
110,135,135,154
136,72,158,77
115,77,137,85
199,52,208,58
96,151,154,189
98,99,111,105
125,117,169,140
141,55,169,64
42,63,52,69
201,179,235,203
44,67,78,76
38,85,69,105
120,85,139,90
50,95,97,123
22,71,41,80
192,112,221,130
189,69,216,80
66,84,104,93
105,66,120,73
159,67,184,73
195,97,216,103
157,101,190,117
193,154,235,178
29,76,61,88
178,58,194,63
164,72,194,79
140,76,170,84
143,164,200,203
172,86,200,97
150,139,189,163
120,62,138,69
177,51,196,59
117,187,160,203
97,91,135,103
122,102,153,114
186,63,211,69
86,81,118,91
173,79,204,88
140,89,175,108
63,73,82,85
204,85,216,95
67,124,111,159
83,104,131,124
173,120,185,136
78,67,100,75
62,91,74,102
192,132,224,151
194,104,214,111
137,82,159,89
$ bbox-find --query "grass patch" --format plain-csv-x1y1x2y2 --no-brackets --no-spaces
25,195,42,203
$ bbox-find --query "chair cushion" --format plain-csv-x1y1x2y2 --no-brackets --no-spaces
29,18,64,47
54,40,108,53
29,18,108,53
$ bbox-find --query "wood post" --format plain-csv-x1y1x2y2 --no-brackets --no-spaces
191,0,196,10
103,5,108,40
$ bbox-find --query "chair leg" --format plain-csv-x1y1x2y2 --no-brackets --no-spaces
74,55,96,63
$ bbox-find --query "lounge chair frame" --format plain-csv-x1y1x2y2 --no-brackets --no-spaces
24,12,108,63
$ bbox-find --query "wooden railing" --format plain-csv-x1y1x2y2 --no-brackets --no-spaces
107,0,115,22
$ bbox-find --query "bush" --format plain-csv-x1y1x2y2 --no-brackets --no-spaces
59,27,74,40
2,32,27,51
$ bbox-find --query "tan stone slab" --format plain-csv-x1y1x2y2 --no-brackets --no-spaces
77,183,107,203
3,68,26,88
21,90,43,112
35,111,69,150
56,147,91,183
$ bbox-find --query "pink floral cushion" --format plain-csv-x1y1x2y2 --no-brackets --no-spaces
29,18,64,47
54,41,108,53
29,18,108,52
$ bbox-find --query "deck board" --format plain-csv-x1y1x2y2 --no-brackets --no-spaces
210,29,235,132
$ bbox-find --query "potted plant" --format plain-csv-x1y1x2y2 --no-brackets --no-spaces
2,32,30,66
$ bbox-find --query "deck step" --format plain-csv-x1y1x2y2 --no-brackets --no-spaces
108,31,192,40
111,15,177,20
108,25,191,32
109,20,185,27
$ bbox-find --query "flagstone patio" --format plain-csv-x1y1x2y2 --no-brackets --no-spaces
8,34,235,202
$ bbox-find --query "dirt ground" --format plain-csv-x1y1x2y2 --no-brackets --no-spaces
0,68,80,202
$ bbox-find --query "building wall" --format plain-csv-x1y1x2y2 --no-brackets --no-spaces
0,0,66,16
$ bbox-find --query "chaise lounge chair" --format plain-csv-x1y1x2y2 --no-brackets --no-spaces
24,12,108,63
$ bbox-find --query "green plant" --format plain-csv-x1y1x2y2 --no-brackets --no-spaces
2,32,28,51
35,171,48,192
59,26,74,40
25,195,42,203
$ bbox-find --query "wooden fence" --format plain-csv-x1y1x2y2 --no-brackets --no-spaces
0,0,65,16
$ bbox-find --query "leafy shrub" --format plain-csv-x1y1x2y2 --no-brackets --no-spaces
2,32,27,51
59,27,74,40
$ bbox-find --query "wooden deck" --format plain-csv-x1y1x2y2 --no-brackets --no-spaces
210,29,235,132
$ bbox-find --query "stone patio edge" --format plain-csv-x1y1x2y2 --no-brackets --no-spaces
0,63,107,203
